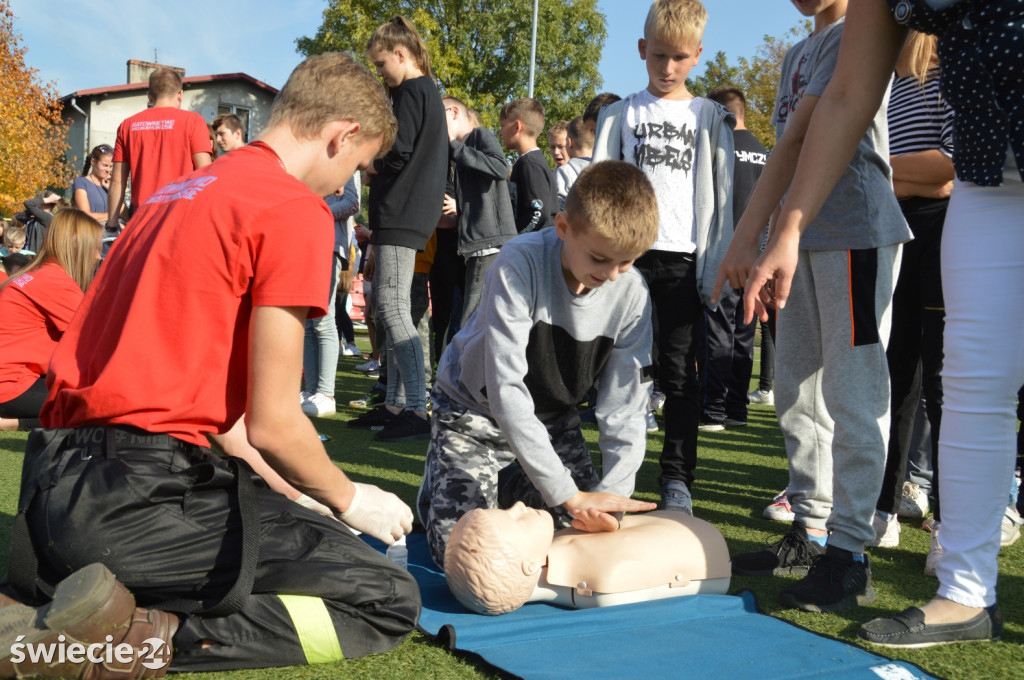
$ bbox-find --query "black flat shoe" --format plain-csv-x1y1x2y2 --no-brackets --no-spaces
859,604,1002,648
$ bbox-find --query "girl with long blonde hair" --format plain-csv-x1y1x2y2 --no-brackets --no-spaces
0,208,102,430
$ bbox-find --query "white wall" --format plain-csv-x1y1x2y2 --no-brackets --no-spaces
61,79,276,189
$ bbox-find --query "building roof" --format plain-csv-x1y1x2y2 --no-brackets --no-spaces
61,72,278,102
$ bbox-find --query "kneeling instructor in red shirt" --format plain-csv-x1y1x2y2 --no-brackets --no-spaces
2,53,420,679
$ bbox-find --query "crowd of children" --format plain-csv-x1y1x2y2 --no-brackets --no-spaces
1,0,1023,676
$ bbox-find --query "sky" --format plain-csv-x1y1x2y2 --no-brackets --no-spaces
10,1,803,101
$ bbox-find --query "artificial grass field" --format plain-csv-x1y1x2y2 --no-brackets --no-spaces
0,337,1021,680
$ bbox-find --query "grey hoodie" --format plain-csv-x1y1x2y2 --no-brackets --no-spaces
593,97,735,308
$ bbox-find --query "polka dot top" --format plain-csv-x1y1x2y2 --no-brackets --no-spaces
888,0,1024,186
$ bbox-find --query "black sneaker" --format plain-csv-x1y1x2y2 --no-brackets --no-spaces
732,523,826,576
374,411,431,442
347,406,397,430
779,545,876,613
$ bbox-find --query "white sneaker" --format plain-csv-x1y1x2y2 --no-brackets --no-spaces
870,512,901,548
355,358,380,373
300,390,313,405
1001,505,1022,547
697,419,725,432
301,393,337,417
748,389,774,406
646,411,659,433
342,343,361,356
661,480,692,515
649,390,666,411
896,481,930,519
924,522,943,577
763,489,795,522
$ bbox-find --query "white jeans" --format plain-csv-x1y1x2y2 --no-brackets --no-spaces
936,172,1024,608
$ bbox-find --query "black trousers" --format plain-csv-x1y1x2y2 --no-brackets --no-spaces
757,311,776,392
22,427,420,672
876,197,947,520
428,228,465,365
698,284,757,422
635,250,702,489
0,376,47,429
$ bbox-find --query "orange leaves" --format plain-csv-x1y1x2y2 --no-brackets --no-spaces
0,1,72,216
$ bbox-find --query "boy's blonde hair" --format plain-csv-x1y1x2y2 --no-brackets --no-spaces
567,116,594,152
644,0,706,48
500,98,545,138
564,161,658,255
267,52,397,151
4,225,26,250
546,120,568,140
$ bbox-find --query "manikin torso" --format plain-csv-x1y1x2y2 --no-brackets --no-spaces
530,510,731,608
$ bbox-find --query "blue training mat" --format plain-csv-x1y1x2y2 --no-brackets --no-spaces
370,534,941,680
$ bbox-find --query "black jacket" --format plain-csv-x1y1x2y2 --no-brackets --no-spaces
368,76,448,250
450,127,518,255
509,149,557,233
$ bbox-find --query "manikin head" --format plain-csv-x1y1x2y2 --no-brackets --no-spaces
444,503,554,615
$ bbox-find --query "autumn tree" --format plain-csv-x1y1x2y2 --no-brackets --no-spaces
0,0,72,216
296,0,605,134
688,21,811,150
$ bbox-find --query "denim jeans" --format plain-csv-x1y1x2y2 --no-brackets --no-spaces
375,244,426,411
303,253,342,397
411,272,433,387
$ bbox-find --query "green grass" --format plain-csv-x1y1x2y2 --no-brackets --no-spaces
1,334,1021,680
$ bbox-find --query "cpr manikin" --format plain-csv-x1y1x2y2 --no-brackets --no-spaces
444,503,731,615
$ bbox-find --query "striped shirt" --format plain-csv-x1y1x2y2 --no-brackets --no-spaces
887,67,954,157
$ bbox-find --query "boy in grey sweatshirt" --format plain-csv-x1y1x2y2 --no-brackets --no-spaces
418,161,660,567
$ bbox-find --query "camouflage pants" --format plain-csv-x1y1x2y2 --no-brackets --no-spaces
417,392,599,568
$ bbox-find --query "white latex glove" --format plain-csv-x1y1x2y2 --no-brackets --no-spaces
338,482,413,545
294,493,338,520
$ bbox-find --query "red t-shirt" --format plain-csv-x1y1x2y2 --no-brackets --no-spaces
43,144,335,446
113,106,212,208
0,263,83,402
